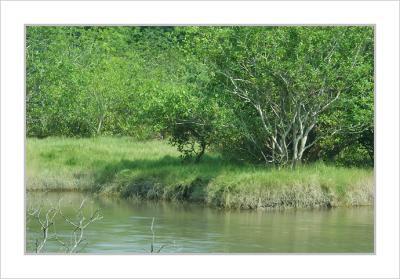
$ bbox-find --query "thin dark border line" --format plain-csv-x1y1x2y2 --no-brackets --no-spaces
24,24,27,257
26,24,376,26
23,24,376,256
24,254,378,256
373,23,376,255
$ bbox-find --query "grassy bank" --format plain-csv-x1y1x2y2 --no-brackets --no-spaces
27,137,374,209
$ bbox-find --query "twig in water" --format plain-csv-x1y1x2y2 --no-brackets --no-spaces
149,217,176,253
28,198,102,253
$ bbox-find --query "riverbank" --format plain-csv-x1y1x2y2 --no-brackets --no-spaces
27,137,374,209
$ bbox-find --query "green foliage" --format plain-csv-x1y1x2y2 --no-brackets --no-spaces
26,26,374,167
27,137,373,208
182,26,374,166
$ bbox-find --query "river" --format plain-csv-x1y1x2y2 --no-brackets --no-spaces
26,192,374,253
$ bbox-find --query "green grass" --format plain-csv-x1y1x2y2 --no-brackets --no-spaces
27,137,374,209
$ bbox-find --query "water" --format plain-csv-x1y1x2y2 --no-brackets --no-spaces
26,192,374,253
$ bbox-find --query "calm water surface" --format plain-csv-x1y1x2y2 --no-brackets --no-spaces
26,192,374,253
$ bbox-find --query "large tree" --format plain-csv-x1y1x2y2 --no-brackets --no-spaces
195,27,374,167
26,26,374,167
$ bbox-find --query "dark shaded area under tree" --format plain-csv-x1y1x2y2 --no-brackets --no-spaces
26,26,374,167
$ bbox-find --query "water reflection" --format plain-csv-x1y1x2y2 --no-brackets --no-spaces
26,192,374,253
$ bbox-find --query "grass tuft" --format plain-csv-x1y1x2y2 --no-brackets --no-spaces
27,137,374,209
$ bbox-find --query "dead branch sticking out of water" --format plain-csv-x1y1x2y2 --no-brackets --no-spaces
28,207,58,253
149,217,176,253
28,198,103,253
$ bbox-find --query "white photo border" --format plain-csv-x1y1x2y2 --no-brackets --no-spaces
1,1,399,278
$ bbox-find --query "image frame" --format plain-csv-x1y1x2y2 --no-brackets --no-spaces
1,0,399,278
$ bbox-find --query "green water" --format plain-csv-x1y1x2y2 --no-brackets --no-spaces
26,192,374,253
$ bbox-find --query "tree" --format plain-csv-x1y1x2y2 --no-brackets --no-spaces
201,27,373,167
26,26,374,167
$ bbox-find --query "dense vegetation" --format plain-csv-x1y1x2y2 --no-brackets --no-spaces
26,26,374,168
27,137,373,209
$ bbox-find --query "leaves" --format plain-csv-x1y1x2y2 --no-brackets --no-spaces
26,26,374,166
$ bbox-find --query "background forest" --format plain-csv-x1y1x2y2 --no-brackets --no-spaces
26,26,374,167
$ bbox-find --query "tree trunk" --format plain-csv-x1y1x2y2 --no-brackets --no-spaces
292,133,301,168
97,115,104,135
297,135,308,161
195,141,206,163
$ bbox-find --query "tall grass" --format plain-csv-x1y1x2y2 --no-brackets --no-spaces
27,137,374,209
